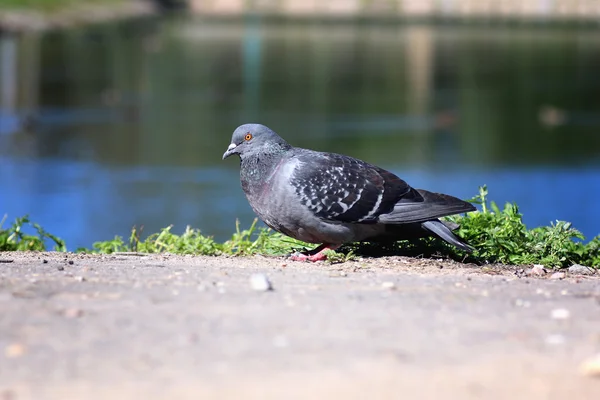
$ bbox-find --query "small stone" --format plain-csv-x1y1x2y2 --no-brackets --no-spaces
551,308,570,320
515,299,531,308
42,259,48,264
1,389,16,400
339,271,347,277
197,284,208,292
56,265,64,271
381,281,396,290
63,308,84,318
250,274,272,292
527,265,547,276
68,260,74,265
272,335,289,348
75,276,86,282
550,272,566,280
568,264,595,275
580,354,600,377
4,343,25,358
545,334,565,345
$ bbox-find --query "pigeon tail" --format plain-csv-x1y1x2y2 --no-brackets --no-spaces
421,220,474,253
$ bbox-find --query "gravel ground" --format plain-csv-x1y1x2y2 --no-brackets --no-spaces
0,252,599,399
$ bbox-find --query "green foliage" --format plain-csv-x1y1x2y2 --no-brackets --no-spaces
85,218,310,257
446,185,600,268
5,185,600,269
0,215,65,252
0,0,123,12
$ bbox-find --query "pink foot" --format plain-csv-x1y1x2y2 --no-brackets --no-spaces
290,244,341,262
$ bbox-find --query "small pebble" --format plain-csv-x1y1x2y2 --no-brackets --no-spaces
56,265,64,271
568,264,595,275
551,308,570,320
545,334,566,345
580,354,600,377
527,265,546,276
4,343,25,358
75,276,86,282
381,281,396,290
515,299,531,308
272,335,289,348
42,259,48,264
1,389,16,400
250,273,273,292
550,272,566,280
63,308,84,318
68,260,74,265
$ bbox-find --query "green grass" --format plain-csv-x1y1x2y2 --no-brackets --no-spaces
0,0,124,12
85,218,311,257
2,186,600,268
447,186,600,267
0,215,65,251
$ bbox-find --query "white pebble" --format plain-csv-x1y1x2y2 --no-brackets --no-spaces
528,265,547,276
250,273,273,292
551,308,570,320
381,281,396,290
545,334,566,345
580,354,600,377
550,272,566,280
515,299,531,308
272,335,289,348
569,264,596,275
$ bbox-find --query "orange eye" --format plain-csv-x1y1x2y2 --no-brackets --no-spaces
244,133,252,141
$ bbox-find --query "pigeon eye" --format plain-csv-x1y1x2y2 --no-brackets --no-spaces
245,133,253,141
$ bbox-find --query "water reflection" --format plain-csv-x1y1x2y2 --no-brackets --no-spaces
0,17,599,250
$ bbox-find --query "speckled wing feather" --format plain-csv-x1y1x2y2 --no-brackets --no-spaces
378,189,476,224
289,150,475,225
290,150,422,224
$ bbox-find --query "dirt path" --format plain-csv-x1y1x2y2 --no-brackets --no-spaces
0,252,599,399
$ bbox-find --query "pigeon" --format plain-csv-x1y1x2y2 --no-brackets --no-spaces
223,123,476,261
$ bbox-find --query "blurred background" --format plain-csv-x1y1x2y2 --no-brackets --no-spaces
0,0,599,250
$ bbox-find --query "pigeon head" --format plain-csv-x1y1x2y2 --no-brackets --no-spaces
222,123,291,160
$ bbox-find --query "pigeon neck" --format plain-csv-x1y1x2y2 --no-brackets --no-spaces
240,141,291,162
240,143,291,187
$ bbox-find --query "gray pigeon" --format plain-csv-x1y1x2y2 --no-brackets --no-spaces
223,123,476,261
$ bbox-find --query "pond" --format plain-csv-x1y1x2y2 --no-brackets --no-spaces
1,16,599,250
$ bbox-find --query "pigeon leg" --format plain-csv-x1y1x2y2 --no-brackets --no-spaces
290,244,341,262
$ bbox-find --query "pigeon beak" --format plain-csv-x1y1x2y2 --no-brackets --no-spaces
222,143,237,160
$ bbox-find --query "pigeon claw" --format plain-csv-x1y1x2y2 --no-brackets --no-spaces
289,244,341,262
290,252,329,262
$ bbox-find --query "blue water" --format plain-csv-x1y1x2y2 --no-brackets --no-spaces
1,18,599,250
1,155,598,250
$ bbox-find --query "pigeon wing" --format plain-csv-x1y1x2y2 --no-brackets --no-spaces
289,151,420,223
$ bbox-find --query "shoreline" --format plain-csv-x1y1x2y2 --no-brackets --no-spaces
0,0,157,33
2,1,599,34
